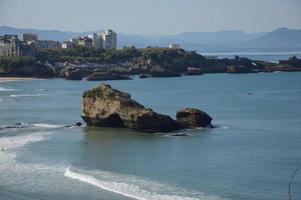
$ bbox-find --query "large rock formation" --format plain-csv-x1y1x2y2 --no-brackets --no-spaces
82,84,212,133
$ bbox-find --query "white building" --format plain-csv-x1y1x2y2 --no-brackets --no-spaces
169,44,180,49
91,29,117,49
101,30,117,49
62,41,74,49
92,33,103,49
0,35,19,57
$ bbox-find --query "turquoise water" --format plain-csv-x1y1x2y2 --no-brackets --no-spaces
0,72,301,200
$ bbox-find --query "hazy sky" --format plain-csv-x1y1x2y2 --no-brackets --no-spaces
0,0,300,34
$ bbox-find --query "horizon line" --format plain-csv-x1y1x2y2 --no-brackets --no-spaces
1,25,300,36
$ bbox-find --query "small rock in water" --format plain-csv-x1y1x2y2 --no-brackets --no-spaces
170,133,189,137
65,122,83,128
74,122,83,127
139,74,149,79
176,108,213,128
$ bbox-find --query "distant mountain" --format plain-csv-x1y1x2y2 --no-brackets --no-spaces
1,26,301,51
118,31,266,49
0,26,81,41
171,31,265,45
244,28,301,47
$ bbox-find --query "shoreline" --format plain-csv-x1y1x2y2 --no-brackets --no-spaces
1,70,301,83
0,77,39,83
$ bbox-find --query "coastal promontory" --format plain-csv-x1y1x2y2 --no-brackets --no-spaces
81,84,213,133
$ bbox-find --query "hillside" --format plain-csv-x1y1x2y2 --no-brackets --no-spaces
244,28,301,47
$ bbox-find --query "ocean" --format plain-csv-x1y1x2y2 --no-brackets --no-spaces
0,71,301,199
200,51,301,63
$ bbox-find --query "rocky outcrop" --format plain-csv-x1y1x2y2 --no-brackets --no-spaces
0,64,56,78
82,84,181,132
87,72,132,81
82,84,213,133
176,108,212,128
186,67,203,75
139,74,149,78
227,65,257,73
149,67,181,77
63,66,83,80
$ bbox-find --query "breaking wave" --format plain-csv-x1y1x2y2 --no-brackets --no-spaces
33,123,62,128
10,94,47,97
0,132,51,150
64,168,223,200
0,86,17,92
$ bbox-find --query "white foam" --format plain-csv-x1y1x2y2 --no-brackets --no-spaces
10,94,47,97
219,126,230,130
64,168,222,200
33,124,62,128
0,133,47,150
0,86,16,92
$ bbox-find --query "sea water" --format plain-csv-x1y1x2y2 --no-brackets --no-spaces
0,72,301,200
200,51,301,62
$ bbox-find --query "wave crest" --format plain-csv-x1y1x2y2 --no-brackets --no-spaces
64,168,222,200
0,86,16,92
10,94,47,97
0,133,47,150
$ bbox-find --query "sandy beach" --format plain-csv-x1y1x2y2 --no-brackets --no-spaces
0,77,37,83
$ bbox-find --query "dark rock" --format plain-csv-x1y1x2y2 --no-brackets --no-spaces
149,67,181,77
186,67,203,75
86,72,132,81
0,123,28,130
129,67,146,75
279,56,301,68
6,64,56,78
227,65,257,73
81,84,182,133
64,67,83,80
202,67,227,73
170,133,189,137
176,108,212,128
109,67,131,75
139,74,149,78
74,122,83,127
65,122,83,128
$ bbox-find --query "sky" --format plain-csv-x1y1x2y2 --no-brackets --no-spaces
0,0,301,35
